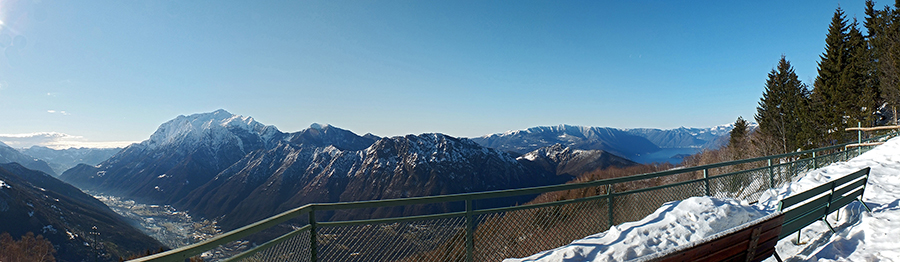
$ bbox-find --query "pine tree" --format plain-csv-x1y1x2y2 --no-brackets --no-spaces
728,116,750,160
846,18,880,126
812,7,852,145
756,56,812,155
869,0,900,123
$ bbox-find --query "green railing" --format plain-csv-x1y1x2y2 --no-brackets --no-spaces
130,131,896,262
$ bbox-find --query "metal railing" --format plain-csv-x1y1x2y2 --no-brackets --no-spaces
131,131,896,262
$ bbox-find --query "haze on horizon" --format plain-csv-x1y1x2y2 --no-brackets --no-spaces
0,0,873,149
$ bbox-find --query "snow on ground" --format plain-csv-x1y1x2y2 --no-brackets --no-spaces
506,136,900,262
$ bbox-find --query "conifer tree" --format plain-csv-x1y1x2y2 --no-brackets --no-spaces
846,18,880,126
756,56,812,155
869,0,900,122
812,7,852,145
728,116,750,159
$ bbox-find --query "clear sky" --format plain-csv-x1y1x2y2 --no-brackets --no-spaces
0,0,877,149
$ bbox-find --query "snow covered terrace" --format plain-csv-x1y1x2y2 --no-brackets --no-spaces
507,136,900,261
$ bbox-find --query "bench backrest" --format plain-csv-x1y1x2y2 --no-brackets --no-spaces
777,167,870,239
651,214,785,262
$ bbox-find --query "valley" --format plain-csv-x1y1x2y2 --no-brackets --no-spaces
92,194,219,249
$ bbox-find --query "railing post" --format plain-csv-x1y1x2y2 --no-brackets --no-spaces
768,159,775,188
607,184,615,228
309,207,318,262
858,122,862,156
465,199,474,262
703,169,710,196
812,151,818,169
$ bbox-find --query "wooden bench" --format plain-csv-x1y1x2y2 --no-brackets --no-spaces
649,213,785,262
771,167,872,261
777,167,872,244
641,167,872,262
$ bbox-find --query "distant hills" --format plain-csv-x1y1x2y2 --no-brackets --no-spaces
0,141,57,176
0,163,164,261
21,146,122,175
472,125,660,158
471,124,736,163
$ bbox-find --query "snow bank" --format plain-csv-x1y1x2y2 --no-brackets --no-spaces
505,197,769,261
507,136,900,262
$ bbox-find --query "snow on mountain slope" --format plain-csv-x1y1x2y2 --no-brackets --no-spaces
506,136,900,262
473,124,746,164
472,125,659,159
144,109,282,151
517,144,638,176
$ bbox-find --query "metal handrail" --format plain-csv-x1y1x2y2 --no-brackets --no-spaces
129,131,896,262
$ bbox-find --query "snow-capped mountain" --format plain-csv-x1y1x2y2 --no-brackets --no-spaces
143,109,283,151
624,126,729,149
474,124,743,163
0,141,57,176
0,163,163,261
518,144,638,177
60,110,293,204
20,146,122,175
471,125,660,159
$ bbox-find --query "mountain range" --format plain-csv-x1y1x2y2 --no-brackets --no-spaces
20,146,122,176
0,141,57,176
471,124,736,162
59,110,640,230
0,163,164,261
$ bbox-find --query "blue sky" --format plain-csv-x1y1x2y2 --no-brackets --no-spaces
0,0,876,148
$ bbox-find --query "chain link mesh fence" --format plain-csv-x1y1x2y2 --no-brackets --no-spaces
709,167,768,201
315,216,466,262
234,228,311,262
612,180,706,225
473,196,610,261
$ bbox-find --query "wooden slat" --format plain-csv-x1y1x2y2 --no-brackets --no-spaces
781,182,833,210
844,125,900,131
695,239,748,262
833,178,866,198
831,188,865,211
845,142,885,148
780,205,829,239
750,236,781,262
832,167,869,189
782,195,830,224
755,225,782,247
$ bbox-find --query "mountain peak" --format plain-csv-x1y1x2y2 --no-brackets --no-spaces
143,110,280,149
309,123,331,130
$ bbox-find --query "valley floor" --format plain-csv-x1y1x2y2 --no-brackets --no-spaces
505,136,900,261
